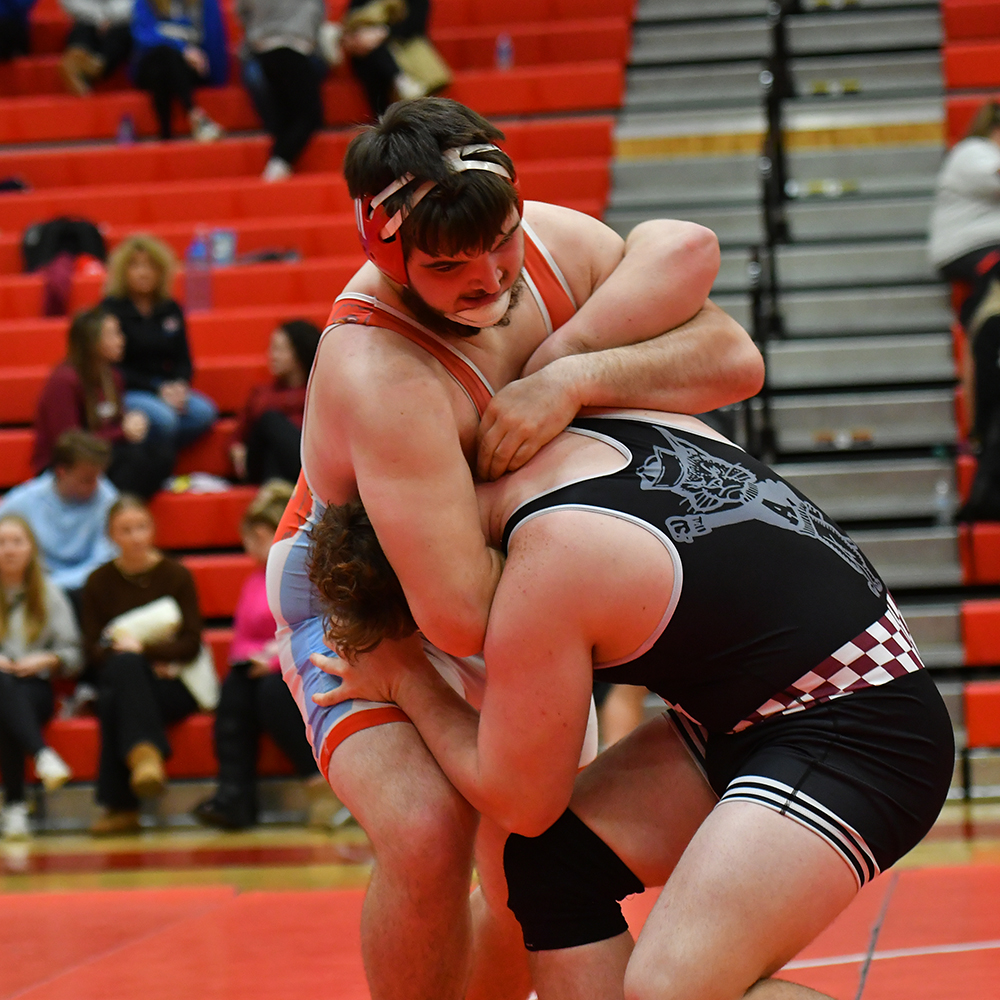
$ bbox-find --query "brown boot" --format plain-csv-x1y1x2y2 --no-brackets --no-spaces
60,46,95,96
126,742,166,799
90,808,141,837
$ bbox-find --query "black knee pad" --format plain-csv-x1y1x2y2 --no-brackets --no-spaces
504,809,644,952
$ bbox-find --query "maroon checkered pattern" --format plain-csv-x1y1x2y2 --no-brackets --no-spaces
732,595,924,733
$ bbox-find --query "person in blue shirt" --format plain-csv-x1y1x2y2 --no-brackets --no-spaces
0,430,118,604
130,0,228,140
0,0,36,60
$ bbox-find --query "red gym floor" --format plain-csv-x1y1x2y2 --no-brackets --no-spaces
2,805,998,1000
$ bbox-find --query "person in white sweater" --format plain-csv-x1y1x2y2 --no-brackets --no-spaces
58,0,134,95
0,515,80,840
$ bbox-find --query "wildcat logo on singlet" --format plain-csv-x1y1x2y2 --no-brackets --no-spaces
636,427,884,596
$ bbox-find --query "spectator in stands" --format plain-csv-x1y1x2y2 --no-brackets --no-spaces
341,0,449,118
930,101,1000,520
130,0,228,142
32,306,175,500
236,0,325,182
0,515,79,840
58,0,134,96
229,320,320,484
194,480,336,829
0,0,35,61
0,430,118,603
101,234,218,452
82,495,206,835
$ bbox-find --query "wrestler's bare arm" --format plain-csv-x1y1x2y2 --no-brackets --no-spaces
477,206,764,479
306,335,503,656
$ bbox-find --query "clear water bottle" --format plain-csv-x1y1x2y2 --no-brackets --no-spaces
495,32,514,71
185,228,212,311
116,112,135,145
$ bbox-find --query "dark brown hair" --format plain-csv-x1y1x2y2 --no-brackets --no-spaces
966,100,1000,139
343,97,520,260
66,306,122,431
51,429,111,471
308,499,416,659
106,493,151,532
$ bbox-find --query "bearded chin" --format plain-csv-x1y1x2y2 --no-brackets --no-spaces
399,276,525,339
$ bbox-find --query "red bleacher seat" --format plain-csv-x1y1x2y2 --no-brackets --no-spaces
943,41,1000,90
959,522,1000,584
182,552,256,618
943,0,1000,41
149,487,257,551
961,678,1000,797
961,598,1000,664
37,714,295,782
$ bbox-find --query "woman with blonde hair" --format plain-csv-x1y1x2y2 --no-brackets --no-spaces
82,495,205,835
194,480,332,829
32,305,175,498
0,514,81,840
101,234,218,452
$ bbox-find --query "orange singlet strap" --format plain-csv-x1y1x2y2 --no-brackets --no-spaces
326,296,495,419
522,221,577,334
275,470,314,542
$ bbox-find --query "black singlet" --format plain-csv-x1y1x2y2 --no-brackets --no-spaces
501,416,895,735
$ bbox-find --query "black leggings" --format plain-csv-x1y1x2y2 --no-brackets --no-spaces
65,21,132,76
255,47,324,166
213,664,316,811
0,674,55,804
96,652,198,809
107,437,175,500
134,45,203,140
245,409,302,484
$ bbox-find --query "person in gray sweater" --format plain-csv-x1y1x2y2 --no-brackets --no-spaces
237,0,325,181
58,0,134,95
0,515,80,840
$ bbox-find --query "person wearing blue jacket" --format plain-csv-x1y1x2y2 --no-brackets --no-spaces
130,0,228,140
0,0,36,60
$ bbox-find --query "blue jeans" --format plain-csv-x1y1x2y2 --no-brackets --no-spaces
124,388,218,448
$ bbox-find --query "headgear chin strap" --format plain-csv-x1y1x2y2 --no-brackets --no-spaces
355,144,522,286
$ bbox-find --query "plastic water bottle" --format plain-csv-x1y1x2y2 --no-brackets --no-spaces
116,113,135,145
495,32,514,71
185,228,212,311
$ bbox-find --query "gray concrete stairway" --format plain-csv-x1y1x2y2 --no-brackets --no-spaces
611,0,965,676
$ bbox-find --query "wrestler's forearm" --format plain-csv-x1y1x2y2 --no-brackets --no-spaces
554,300,764,416
524,219,719,375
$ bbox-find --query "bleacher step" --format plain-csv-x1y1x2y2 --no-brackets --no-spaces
854,530,964,590
766,334,955,389
768,388,957,453
894,600,963,667
774,456,956,522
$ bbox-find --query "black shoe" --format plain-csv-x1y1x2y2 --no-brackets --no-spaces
193,794,256,830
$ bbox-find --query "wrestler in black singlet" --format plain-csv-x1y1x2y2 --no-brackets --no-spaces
503,415,955,885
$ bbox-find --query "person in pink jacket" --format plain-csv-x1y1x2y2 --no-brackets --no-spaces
194,481,333,829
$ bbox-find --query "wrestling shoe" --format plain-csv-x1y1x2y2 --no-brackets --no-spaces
34,747,72,792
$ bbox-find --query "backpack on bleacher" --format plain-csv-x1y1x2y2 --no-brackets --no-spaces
21,217,106,274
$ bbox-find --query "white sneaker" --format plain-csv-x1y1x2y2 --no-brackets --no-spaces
1,802,30,840
191,109,223,143
35,747,72,792
262,157,292,182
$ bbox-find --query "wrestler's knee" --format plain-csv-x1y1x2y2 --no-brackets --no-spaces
624,943,749,1000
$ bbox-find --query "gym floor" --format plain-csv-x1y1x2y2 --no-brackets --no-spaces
1,802,997,1000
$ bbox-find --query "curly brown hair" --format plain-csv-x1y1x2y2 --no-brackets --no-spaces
308,499,416,659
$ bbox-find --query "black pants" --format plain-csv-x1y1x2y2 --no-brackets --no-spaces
0,16,29,60
96,652,198,809
107,437,175,500
0,674,54,804
213,664,316,813
255,47,323,166
65,21,132,76
350,44,400,117
246,409,302,484
134,45,202,140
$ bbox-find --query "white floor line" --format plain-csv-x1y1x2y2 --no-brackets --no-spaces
785,938,1000,970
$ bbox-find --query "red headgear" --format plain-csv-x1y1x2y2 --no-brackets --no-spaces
355,144,522,286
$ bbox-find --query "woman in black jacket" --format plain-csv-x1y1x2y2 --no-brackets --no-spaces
101,234,218,450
